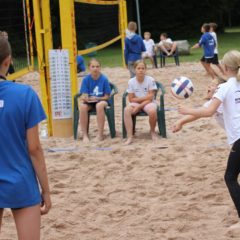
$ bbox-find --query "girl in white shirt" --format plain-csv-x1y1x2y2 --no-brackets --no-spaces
178,50,240,228
124,60,158,145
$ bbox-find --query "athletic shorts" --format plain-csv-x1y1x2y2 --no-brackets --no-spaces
82,100,108,109
212,54,220,65
200,56,214,64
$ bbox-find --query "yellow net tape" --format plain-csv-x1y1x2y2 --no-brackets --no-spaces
75,0,119,5
78,35,121,55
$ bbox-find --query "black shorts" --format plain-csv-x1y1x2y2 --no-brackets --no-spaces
83,100,109,109
212,54,220,65
200,56,214,63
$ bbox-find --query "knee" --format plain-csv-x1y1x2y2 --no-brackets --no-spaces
80,104,89,112
124,106,132,115
96,102,106,112
148,108,157,117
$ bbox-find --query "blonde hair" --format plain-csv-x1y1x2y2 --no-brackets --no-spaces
222,50,240,81
128,21,137,32
133,60,147,69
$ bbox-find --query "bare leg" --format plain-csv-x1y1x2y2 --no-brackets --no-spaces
201,61,215,79
169,42,177,55
149,56,155,68
205,63,215,79
12,205,41,240
124,106,134,145
159,45,170,56
80,103,92,142
96,101,107,141
216,64,225,74
144,106,158,141
0,208,3,232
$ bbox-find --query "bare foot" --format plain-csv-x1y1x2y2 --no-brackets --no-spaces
151,131,158,142
124,137,133,145
229,221,240,230
83,135,90,143
97,135,104,141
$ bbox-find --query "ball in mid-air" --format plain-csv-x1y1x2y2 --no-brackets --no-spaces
171,76,194,99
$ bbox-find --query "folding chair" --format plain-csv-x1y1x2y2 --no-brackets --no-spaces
73,82,118,140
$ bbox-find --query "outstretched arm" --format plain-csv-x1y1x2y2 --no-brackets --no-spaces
178,98,221,118
191,43,200,49
172,115,200,133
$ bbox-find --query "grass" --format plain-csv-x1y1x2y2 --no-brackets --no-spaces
13,29,240,70
82,30,240,67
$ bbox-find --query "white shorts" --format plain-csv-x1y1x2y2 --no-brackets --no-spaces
142,52,154,58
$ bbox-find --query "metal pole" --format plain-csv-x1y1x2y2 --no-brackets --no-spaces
135,0,141,36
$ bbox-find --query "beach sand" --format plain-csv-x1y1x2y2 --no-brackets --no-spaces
1,62,240,239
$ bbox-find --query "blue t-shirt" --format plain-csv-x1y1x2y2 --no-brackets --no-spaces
199,32,215,58
76,55,86,73
80,74,111,98
0,81,46,208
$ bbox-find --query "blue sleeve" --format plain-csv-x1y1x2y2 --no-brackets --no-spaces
199,34,206,46
124,38,129,65
103,77,111,95
80,77,89,94
25,88,46,129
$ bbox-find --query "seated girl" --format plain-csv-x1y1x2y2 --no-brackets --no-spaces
124,60,158,145
79,59,111,142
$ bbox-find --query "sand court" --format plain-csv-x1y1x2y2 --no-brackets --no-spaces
1,62,240,239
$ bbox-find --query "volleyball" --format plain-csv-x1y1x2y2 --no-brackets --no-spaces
171,76,194,99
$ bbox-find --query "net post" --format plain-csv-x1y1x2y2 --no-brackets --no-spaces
32,0,53,135
119,0,126,68
57,0,78,137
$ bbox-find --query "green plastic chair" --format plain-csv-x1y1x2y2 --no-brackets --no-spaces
73,82,118,140
122,81,166,138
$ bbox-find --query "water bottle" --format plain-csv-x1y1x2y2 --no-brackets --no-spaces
40,120,48,139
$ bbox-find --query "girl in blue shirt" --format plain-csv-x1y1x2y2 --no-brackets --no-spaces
191,23,216,80
79,59,111,142
0,37,51,239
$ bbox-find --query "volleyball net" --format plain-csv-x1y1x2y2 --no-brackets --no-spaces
74,0,127,61
0,0,34,80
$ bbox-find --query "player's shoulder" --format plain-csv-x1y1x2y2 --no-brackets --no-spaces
128,77,136,84
10,82,35,95
145,75,155,82
100,74,109,81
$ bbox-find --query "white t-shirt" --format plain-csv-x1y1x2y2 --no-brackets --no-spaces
143,39,155,55
127,75,157,99
214,77,240,144
210,32,218,54
203,100,224,129
159,38,173,46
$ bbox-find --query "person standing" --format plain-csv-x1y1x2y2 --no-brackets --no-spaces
0,37,51,239
124,21,146,78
